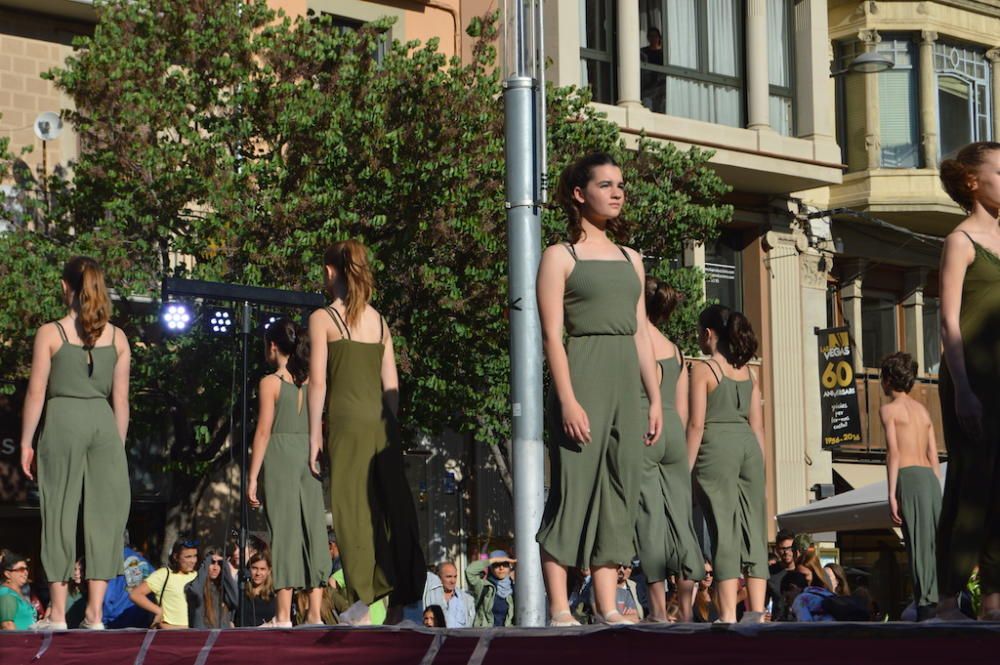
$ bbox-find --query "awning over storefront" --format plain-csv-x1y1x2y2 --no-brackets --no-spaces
777,464,947,534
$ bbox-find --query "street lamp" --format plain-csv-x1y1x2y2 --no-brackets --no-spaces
502,0,546,627
831,50,895,77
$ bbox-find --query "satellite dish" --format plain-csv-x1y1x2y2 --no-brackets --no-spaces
34,112,63,141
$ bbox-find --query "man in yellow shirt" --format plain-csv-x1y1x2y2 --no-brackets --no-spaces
129,540,200,628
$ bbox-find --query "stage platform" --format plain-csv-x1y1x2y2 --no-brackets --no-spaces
2,622,998,665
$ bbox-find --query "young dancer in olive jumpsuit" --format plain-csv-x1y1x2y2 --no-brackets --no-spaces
20,256,131,630
687,304,767,624
937,141,1000,621
635,279,704,623
308,240,425,624
536,153,662,626
248,318,330,626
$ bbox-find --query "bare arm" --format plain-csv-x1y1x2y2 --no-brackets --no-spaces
537,246,590,443
628,249,662,445
939,232,981,437
748,368,765,456
926,420,942,480
380,316,400,419
111,326,131,445
247,376,279,508
686,362,710,471
307,310,330,474
19,325,57,479
672,345,689,428
881,405,902,526
128,580,163,624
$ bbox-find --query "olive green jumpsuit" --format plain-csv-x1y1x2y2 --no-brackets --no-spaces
635,355,705,584
938,230,1000,597
323,307,426,606
262,377,331,590
536,245,644,568
38,322,129,582
693,361,767,582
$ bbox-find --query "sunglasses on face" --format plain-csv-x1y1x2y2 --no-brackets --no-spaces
704,570,714,577
7,566,28,573
492,562,512,569
210,558,224,565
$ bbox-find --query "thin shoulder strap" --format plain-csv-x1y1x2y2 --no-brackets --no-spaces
324,306,351,340
111,325,116,345
379,316,386,344
563,243,578,261
617,245,632,264
674,342,684,368
53,321,68,342
704,358,722,385
959,230,977,249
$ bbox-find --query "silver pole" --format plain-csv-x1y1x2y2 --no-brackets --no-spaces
504,0,546,628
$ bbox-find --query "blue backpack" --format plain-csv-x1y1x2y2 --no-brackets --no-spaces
103,547,155,628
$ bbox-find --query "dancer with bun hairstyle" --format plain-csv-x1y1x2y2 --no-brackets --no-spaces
247,318,331,627
308,239,425,624
19,256,131,631
936,141,1000,621
635,278,704,623
536,152,662,626
686,304,766,623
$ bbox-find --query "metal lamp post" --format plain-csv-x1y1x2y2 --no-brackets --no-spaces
503,0,546,627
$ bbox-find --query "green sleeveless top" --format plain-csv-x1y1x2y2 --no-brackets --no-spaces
323,307,386,422
563,245,639,337
703,360,752,425
641,356,682,409
47,321,117,400
271,377,308,435
949,231,1000,387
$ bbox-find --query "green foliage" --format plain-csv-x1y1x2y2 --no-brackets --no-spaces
0,1,729,476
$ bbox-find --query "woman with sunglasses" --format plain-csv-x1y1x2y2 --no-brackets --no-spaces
129,539,199,628
466,550,517,627
188,549,237,629
0,551,37,630
693,562,718,623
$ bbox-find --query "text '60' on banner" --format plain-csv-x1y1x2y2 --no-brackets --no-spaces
816,326,863,450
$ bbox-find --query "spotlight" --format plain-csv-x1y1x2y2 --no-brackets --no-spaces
260,312,283,332
206,307,235,336
161,302,193,333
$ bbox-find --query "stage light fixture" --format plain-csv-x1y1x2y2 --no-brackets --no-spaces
260,312,282,332
206,308,235,336
161,302,193,333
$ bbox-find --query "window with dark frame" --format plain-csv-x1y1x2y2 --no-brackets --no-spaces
319,13,388,63
580,0,617,105
767,0,796,136
934,41,993,161
704,231,744,312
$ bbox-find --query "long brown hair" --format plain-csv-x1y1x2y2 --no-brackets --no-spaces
645,277,682,327
246,552,274,601
939,141,1000,211
266,318,309,387
796,548,829,590
698,304,758,368
555,152,630,244
323,240,374,328
202,550,223,628
62,256,111,348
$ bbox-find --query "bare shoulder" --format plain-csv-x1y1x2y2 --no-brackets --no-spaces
689,360,713,380
879,401,897,421
309,307,332,326
112,325,131,354
258,374,281,395
943,228,976,258
542,243,574,264
620,245,642,263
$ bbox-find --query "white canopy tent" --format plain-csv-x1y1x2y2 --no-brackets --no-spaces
776,464,947,534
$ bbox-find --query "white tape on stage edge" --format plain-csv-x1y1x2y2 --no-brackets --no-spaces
418,632,447,665
132,630,157,665
192,629,221,665
467,631,495,665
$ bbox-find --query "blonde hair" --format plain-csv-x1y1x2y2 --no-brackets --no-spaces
62,256,111,348
324,239,374,327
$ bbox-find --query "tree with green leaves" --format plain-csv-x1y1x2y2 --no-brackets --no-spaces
0,0,729,552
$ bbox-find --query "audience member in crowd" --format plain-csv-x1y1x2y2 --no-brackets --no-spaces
236,552,277,627
422,605,447,628
423,562,474,628
188,549,236,629
824,563,851,597
0,551,37,630
65,559,86,628
567,567,593,624
328,530,342,575
295,588,337,625
767,529,797,620
467,551,516,627
693,562,718,623
129,539,199,629
102,542,155,628
796,549,830,591
614,562,643,621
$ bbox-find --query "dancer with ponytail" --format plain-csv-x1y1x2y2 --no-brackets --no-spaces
536,152,662,626
936,141,1000,621
686,304,766,623
248,318,330,627
308,239,426,624
19,256,131,630
635,279,704,623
